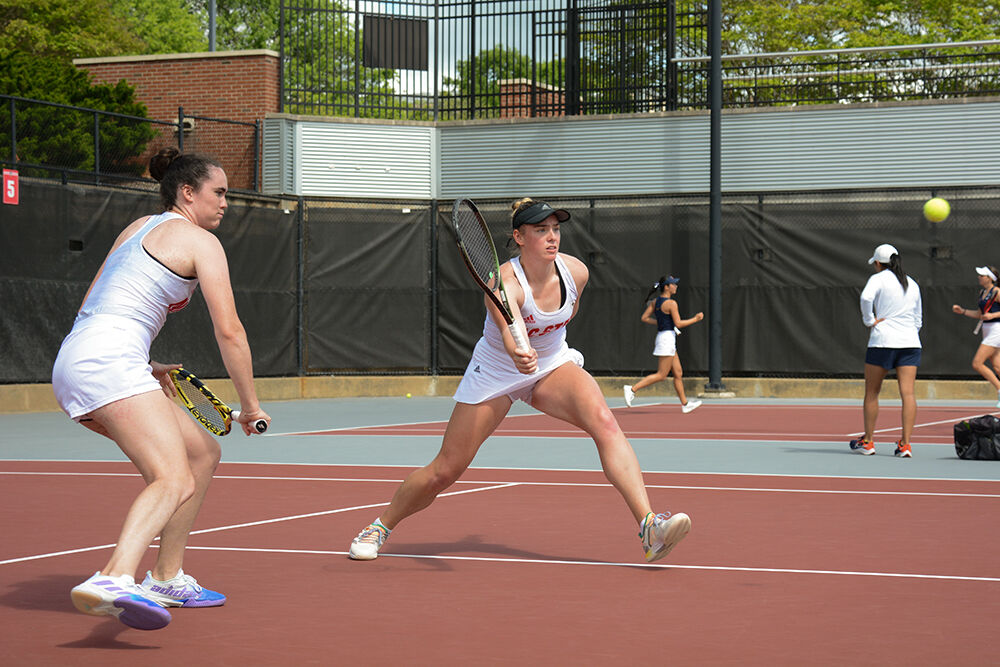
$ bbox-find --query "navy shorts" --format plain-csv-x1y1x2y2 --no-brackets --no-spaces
865,347,921,369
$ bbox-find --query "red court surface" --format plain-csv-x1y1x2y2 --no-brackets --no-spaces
3,458,999,665
291,402,981,443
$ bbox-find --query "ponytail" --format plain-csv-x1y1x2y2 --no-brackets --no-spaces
887,254,908,290
643,276,667,305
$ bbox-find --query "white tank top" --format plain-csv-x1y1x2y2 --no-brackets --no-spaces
482,254,578,358
76,212,199,340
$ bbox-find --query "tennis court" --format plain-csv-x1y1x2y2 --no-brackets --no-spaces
3,395,999,665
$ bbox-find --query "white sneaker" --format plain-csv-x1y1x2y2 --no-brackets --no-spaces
623,385,635,408
349,519,390,560
639,512,691,563
682,399,702,413
140,569,226,607
70,571,172,630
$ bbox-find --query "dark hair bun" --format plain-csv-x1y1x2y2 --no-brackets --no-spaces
149,147,181,182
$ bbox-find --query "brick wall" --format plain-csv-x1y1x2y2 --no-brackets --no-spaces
74,50,280,190
498,79,566,118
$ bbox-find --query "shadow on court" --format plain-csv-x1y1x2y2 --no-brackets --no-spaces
0,573,82,614
374,534,609,569
57,621,160,651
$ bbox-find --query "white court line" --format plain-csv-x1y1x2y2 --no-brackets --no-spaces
180,545,1000,583
4,471,1000,498
846,411,994,437
0,482,520,566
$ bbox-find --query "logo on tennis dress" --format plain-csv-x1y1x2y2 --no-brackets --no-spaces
527,318,570,338
473,365,481,373
167,297,190,313
523,314,535,323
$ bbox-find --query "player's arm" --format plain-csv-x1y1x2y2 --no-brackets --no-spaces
952,303,976,317
859,277,879,326
487,261,536,373
665,299,703,328
640,302,656,325
190,230,270,432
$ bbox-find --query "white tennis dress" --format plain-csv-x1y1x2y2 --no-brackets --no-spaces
454,254,584,404
52,212,199,419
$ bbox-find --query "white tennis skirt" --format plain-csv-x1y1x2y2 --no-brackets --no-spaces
453,338,585,405
653,329,677,357
982,321,1000,348
52,315,161,420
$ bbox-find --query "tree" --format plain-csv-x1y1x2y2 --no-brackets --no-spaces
0,52,156,178
109,0,207,54
0,0,144,59
442,46,563,116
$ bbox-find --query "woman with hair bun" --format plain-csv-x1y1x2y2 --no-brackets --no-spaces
52,148,270,630
623,275,704,411
849,243,922,458
347,197,691,565
951,265,1000,407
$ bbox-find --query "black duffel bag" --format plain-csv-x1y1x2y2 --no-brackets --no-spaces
954,415,1000,460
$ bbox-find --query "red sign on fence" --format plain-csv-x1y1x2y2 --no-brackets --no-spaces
2,169,18,205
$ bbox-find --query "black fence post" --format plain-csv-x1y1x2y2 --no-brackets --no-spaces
253,119,261,191
177,107,185,152
429,199,439,374
93,111,100,184
9,97,16,162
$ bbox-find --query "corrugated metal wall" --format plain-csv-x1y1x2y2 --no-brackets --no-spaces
263,99,1000,199
270,119,435,198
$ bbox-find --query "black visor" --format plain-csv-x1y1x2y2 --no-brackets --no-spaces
512,201,571,229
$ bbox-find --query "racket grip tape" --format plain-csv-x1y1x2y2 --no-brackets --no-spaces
508,323,538,374
231,410,268,433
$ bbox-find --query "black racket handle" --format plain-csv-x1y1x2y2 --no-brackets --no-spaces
231,411,268,433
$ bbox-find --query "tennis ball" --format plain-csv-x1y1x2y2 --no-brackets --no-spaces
923,197,950,223
406,393,412,398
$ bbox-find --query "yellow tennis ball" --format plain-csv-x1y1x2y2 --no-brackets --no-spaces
923,197,950,223
406,393,412,398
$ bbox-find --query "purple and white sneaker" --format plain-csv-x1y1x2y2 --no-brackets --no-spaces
140,569,226,608
71,571,172,630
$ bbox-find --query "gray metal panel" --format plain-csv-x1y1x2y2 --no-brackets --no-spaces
270,100,1000,198
723,102,1000,191
438,101,1000,197
439,116,708,198
261,117,295,195
296,122,433,198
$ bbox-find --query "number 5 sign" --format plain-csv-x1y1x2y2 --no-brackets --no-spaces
2,169,18,205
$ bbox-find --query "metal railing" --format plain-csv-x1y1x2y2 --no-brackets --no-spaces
280,0,1000,119
673,39,1000,109
1,95,262,191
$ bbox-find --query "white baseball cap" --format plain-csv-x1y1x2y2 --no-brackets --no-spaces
868,243,898,265
976,266,997,281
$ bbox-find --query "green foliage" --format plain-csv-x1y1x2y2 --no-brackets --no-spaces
0,0,144,59
109,0,207,54
0,53,156,178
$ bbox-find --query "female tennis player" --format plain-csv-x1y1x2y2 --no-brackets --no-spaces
951,265,1000,407
849,243,922,458
623,275,704,411
348,198,691,563
52,148,270,630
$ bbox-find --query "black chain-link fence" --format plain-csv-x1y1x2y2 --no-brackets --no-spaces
0,95,261,191
4,178,1000,384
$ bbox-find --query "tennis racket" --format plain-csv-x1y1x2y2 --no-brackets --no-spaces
974,289,998,334
169,368,267,436
451,198,532,356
